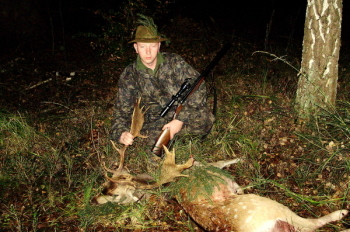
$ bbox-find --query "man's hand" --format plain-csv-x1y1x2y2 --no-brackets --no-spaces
119,131,134,145
162,119,184,139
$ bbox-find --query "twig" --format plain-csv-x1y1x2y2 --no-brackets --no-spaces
252,51,300,74
41,101,76,113
26,78,53,90
256,178,347,204
264,9,275,50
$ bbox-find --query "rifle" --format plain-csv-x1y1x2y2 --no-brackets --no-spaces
151,42,232,157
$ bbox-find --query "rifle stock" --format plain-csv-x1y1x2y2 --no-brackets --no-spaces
151,127,171,157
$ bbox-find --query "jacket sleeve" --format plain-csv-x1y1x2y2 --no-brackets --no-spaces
110,67,137,141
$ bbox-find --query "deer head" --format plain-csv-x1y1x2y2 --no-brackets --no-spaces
93,98,149,204
93,145,194,204
93,98,194,204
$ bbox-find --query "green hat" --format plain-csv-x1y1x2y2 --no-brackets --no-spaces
128,25,168,43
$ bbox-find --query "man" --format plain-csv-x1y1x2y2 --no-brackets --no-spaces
110,23,215,154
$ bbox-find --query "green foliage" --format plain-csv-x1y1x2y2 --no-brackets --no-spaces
0,110,39,155
169,165,234,202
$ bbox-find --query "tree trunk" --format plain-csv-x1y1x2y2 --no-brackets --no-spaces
295,0,343,118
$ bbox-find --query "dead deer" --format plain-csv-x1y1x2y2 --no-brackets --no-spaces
177,162,349,232
94,145,348,231
93,98,349,231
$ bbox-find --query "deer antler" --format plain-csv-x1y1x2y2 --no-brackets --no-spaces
107,141,128,177
103,98,193,189
158,146,194,185
130,97,148,138
138,146,194,189
104,98,148,177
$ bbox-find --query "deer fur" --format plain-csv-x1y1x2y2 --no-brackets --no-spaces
177,162,349,232
179,191,348,232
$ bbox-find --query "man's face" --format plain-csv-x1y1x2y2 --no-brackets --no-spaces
134,42,161,68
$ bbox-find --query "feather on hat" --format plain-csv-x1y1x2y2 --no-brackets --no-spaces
129,14,168,43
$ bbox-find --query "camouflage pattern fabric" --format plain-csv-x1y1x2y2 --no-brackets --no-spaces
110,52,215,146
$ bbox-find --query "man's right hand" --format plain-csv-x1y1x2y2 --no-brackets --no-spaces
119,131,134,145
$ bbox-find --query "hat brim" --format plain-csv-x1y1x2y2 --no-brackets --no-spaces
128,38,168,43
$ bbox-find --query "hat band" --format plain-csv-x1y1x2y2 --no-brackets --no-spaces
135,36,160,40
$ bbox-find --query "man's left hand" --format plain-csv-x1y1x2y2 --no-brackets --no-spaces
162,119,184,139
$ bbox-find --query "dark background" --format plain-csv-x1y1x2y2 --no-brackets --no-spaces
0,0,349,69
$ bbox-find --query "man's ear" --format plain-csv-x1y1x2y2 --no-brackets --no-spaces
133,43,138,53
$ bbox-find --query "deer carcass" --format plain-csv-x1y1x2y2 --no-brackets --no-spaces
93,98,349,231
94,146,348,231
176,164,349,232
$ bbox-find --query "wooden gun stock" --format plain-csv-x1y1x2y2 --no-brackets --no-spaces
151,127,171,157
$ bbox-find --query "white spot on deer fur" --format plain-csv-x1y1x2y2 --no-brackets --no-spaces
238,202,244,205
242,205,247,210
234,208,238,212
245,215,253,223
251,199,257,203
234,214,238,219
252,201,259,206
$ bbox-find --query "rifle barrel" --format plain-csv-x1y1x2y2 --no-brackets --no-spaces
201,42,232,78
179,42,231,104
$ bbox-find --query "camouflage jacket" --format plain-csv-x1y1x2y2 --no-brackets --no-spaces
110,52,215,143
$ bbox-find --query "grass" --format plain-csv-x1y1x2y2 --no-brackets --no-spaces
1,17,350,231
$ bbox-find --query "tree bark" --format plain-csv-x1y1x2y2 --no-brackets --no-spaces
295,0,343,118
